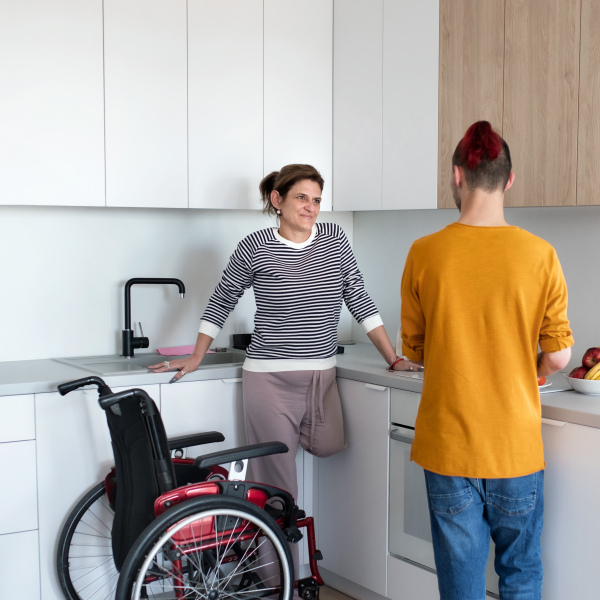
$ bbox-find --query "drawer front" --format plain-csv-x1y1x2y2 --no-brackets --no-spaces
0,394,35,442
390,388,420,427
0,440,38,534
0,530,40,599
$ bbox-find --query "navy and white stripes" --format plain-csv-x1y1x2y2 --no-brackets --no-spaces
200,223,381,363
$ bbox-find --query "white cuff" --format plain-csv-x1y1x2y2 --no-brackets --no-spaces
360,314,384,334
198,319,221,340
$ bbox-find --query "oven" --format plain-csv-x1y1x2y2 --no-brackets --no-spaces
388,388,500,596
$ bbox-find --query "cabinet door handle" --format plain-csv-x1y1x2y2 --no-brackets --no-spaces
390,429,414,444
541,417,566,427
221,378,242,384
365,383,388,392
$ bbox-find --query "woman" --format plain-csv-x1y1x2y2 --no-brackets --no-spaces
150,164,419,568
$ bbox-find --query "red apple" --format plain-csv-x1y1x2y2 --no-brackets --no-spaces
581,347,600,369
569,366,588,379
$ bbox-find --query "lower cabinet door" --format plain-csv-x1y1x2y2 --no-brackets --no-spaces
0,530,40,599
317,378,389,596
35,384,159,600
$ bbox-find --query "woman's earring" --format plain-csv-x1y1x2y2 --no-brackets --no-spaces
276,209,281,215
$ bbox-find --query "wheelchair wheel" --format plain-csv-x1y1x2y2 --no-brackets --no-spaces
57,481,117,600
116,495,294,600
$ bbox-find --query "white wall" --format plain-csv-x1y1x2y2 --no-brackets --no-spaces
0,207,353,362
351,206,600,371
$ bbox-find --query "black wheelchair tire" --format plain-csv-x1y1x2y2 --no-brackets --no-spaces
56,481,117,600
115,495,294,600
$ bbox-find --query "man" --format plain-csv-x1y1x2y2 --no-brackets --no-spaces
399,121,573,600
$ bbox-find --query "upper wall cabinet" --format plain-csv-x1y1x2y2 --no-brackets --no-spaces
104,0,187,208
333,0,383,212
577,0,600,206
333,0,439,211
0,0,105,207
437,0,504,209
264,0,333,211
188,1,263,210
503,0,580,208
438,0,587,209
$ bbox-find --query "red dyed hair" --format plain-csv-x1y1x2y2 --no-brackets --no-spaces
452,121,512,191
460,121,503,169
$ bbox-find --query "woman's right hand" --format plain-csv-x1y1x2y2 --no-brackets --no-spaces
148,355,203,382
148,333,215,382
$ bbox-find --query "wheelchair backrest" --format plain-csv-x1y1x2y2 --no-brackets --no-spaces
100,388,177,571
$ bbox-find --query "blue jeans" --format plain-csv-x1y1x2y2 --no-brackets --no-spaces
424,469,544,600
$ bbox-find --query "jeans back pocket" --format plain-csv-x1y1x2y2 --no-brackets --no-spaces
486,471,539,516
424,471,474,515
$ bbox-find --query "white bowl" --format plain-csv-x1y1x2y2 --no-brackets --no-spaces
565,375,600,395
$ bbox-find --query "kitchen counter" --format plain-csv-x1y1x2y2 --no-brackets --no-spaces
0,343,599,429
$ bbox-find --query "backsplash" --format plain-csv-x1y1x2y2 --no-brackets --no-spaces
350,206,600,371
0,206,353,362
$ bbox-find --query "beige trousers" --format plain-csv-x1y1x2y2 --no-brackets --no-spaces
242,368,347,577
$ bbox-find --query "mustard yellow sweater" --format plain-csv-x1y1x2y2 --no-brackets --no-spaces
401,223,573,478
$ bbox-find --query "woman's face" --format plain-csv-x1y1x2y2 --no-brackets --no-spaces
271,179,322,240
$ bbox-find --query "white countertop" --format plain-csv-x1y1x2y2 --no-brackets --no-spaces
1,343,599,429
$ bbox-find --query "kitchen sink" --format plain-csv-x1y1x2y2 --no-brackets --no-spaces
54,351,245,376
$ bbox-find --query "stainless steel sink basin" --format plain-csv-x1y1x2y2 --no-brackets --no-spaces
54,351,245,376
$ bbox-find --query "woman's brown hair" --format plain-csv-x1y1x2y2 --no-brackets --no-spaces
260,164,325,217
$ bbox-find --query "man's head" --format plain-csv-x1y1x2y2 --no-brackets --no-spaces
451,121,513,210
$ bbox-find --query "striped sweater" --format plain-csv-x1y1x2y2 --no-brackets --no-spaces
199,223,383,371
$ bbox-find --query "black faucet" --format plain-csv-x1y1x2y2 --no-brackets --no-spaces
122,278,186,358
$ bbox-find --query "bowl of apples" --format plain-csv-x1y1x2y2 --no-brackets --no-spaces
565,347,600,395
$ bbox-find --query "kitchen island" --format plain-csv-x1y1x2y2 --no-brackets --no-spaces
0,343,597,599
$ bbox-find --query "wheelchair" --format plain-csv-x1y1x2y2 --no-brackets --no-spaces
56,376,324,600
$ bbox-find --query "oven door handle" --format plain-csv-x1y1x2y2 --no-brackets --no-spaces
390,428,414,445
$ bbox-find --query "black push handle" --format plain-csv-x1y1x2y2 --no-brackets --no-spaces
194,441,288,469
58,376,113,398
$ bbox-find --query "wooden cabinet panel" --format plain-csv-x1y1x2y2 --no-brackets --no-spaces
0,0,104,207
577,0,600,206
264,0,333,211
188,0,263,210
503,0,580,207
437,0,504,209
104,0,187,208
332,0,383,211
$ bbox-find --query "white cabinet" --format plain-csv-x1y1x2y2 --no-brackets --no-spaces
160,378,246,455
0,441,38,535
0,395,37,536
382,0,439,210
264,0,333,211
0,0,105,207
541,418,600,600
0,394,35,443
104,0,187,208
35,383,159,600
332,0,383,212
0,530,41,599
317,378,389,596
188,1,263,210
332,0,439,211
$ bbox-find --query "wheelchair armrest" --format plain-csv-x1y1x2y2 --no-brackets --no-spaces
167,431,225,451
193,441,288,469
